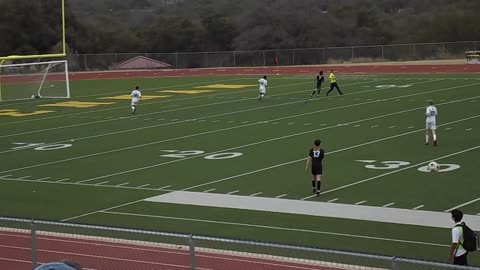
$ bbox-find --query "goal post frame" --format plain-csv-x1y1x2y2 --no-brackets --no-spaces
0,60,71,101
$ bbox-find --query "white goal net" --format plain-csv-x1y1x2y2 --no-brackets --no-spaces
0,60,70,101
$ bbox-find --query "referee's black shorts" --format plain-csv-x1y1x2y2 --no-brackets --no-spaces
311,166,323,176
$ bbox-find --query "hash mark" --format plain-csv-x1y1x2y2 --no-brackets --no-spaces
0,175,12,178
137,184,150,188
116,182,129,187
227,190,239,195
56,178,70,182
327,198,339,203
412,205,424,210
160,185,172,189
407,126,415,129
203,188,216,193
354,200,367,205
96,181,109,185
465,128,472,131
382,202,395,207
275,194,288,198
18,175,31,179
250,192,263,197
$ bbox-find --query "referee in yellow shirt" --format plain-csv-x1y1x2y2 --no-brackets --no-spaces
326,69,343,96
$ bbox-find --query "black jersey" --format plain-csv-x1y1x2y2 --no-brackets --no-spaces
309,148,324,167
316,75,324,85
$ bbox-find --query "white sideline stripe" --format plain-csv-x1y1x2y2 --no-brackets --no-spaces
103,210,450,248
250,192,263,197
143,191,480,230
95,181,109,186
203,188,216,193
275,194,287,198
56,178,70,182
355,201,367,205
61,199,145,222
445,197,480,213
227,190,239,195
327,198,339,203
137,184,150,188
383,203,395,208
184,114,480,192
413,205,424,210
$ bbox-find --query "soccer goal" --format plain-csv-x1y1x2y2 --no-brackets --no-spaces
0,60,70,101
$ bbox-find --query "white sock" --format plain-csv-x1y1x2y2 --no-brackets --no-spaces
425,135,429,143
433,132,437,141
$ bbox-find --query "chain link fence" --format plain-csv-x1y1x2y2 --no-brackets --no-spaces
65,41,480,71
0,216,478,270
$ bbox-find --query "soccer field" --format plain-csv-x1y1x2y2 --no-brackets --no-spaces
1,73,480,263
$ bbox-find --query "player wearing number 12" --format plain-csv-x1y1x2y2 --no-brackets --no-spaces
425,100,438,147
131,86,142,114
305,139,325,196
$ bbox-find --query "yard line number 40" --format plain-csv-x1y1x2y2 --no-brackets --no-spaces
356,160,461,173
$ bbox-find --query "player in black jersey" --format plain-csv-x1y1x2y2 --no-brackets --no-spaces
305,139,325,196
311,71,324,97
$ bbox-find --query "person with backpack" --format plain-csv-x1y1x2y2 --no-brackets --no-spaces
449,209,478,265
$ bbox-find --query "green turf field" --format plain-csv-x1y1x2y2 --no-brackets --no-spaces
1,73,479,263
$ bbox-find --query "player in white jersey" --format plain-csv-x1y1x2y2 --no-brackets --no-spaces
425,100,438,146
258,75,268,100
130,86,141,114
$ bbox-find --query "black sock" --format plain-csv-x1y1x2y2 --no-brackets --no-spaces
316,181,321,192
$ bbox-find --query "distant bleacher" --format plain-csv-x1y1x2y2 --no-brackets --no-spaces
466,50,480,64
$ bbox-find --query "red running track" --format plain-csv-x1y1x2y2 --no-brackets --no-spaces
0,231,347,270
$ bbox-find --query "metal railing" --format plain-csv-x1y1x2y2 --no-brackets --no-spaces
0,216,478,270
63,41,480,71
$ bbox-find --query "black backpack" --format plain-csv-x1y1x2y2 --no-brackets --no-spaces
456,222,479,252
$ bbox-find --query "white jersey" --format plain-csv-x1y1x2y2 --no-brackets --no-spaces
425,105,437,130
258,78,267,93
426,105,437,122
131,89,141,105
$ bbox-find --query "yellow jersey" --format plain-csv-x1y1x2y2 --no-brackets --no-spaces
329,72,336,83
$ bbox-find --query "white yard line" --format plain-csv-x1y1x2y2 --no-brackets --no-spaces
56,178,70,182
137,184,150,188
17,176,31,179
445,198,480,212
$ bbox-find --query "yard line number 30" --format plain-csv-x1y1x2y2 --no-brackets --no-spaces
356,160,460,173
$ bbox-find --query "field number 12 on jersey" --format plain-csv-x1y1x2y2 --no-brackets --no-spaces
161,150,243,160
